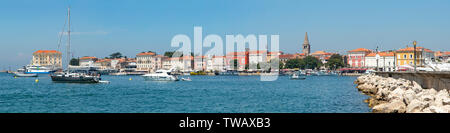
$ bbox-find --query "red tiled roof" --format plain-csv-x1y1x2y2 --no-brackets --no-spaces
169,56,194,61
212,56,225,58
279,54,297,59
366,52,395,57
248,50,267,54
297,53,306,56
95,59,111,63
268,51,283,55
311,51,333,56
397,47,433,53
226,51,248,56
194,56,207,59
80,56,97,60
137,52,156,56
348,48,372,53
33,50,62,54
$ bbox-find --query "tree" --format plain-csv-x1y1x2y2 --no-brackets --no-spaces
325,54,345,70
164,51,194,57
164,51,175,57
285,58,301,69
69,58,79,66
301,56,322,70
110,52,123,59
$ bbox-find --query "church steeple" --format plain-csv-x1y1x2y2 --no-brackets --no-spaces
302,32,311,55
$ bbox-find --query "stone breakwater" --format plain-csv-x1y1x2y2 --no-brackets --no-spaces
355,74,450,113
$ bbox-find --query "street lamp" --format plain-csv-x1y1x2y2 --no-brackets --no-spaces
413,41,417,72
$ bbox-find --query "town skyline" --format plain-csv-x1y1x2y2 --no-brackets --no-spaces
1,0,450,69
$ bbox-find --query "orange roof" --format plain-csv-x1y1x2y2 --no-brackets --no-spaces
194,56,207,59
397,47,433,53
226,51,248,56
348,48,372,53
248,50,267,54
80,56,97,60
95,59,111,63
279,54,297,59
435,51,443,57
212,56,225,58
154,55,167,58
297,53,305,56
366,52,395,57
33,50,62,54
311,51,333,55
137,52,156,56
268,51,283,55
444,52,450,55
169,56,194,61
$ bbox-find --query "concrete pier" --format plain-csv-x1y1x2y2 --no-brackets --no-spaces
375,71,450,91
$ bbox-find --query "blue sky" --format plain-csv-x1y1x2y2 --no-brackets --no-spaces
1,0,450,69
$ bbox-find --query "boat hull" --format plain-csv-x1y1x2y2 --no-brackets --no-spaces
51,76,100,83
14,73,38,77
142,76,178,81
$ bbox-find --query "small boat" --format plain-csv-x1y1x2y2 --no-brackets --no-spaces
290,73,306,80
181,77,192,81
142,69,179,81
24,65,56,74
13,72,38,77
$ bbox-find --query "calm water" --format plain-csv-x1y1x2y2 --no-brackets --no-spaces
0,73,370,113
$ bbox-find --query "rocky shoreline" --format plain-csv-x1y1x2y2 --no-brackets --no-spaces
355,74,450,113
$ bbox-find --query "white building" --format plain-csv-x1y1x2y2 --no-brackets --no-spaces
209,56,226,72
194,56,206,71
32,50,62,69
249,50,267,65
167,56,194,72
136,52,157,72
79,56,98,67
364,52,396,71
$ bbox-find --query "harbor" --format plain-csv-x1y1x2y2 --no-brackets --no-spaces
1,0,449,115
0,72,369,113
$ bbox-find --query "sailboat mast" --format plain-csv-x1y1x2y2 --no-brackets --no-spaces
67,6,71,71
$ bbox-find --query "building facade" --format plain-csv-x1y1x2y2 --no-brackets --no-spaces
347,48,372,68
79,56,98,67
32,50,62,69
395,46,434,67
225,51,248,71
136,52,157,72
365,52,395,71
311,51,334,64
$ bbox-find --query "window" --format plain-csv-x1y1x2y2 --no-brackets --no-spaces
404,55,407,59
410,54,413,59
